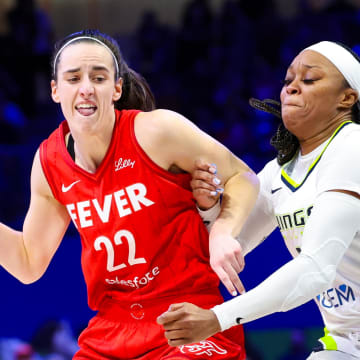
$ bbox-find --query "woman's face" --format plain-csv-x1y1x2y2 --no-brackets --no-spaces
50,41,122,135
280,50,351,141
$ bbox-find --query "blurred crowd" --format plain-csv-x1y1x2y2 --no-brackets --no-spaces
0,320,78,360
1,0,360,359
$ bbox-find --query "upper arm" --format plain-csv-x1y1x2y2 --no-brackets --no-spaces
135,109,253,183
317,129,360,196
301,191,360,275
23,150,70,280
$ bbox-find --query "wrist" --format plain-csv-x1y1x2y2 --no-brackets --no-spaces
197,200,221,220
211,305,237,331
209,218,235,239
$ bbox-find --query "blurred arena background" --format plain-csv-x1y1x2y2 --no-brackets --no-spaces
1,0,360,358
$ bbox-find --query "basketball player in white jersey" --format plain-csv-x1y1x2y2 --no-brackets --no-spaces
157,41,360,359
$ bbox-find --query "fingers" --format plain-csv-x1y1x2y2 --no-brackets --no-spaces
235,246,245,272
191,165,224,197
194,159,217,173
222,261,245,295
214,265,238,297
156,303,185,325
166,332,190,347
212,255,246,296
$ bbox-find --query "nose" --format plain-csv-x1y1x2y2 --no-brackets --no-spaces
286,79,300,95
79,77,94,98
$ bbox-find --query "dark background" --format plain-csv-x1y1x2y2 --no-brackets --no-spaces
0,0,359,358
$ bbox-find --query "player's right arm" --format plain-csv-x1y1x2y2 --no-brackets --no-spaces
192,161,277,256
0,150,70,283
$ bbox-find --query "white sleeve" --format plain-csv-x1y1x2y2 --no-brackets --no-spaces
236,188,277,256
317,129,360,195
212,191,360,330
197,202,221,232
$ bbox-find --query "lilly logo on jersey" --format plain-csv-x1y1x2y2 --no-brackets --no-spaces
316,284,355,308
115,157,135,172
180,340,227,356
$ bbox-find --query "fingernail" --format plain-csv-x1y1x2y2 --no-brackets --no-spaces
216,188,224,194
213,177,221,185
209,163,217,174
232,291,237,296
210,191,217,196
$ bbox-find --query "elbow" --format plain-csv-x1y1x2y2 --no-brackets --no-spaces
280,255,337,312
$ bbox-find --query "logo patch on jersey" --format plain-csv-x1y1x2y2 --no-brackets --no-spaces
271,187,282,194
61,180,81,193
316,283,356,308
115,157,136,172
179,340,227,356
130,303,145,320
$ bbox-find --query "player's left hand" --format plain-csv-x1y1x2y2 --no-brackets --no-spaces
209,232,245,296
157,302,221,346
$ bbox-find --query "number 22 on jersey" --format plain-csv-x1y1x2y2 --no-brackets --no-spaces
94,229,146,272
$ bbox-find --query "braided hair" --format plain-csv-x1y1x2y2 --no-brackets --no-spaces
51,29,156,112
249,98,299,165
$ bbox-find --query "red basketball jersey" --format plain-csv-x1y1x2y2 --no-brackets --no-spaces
40,109,220,311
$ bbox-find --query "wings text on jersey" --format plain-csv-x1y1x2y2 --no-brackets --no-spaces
66,182,155,229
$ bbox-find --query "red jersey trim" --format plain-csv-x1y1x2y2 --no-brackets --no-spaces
57,111,122,182
39,140,59,199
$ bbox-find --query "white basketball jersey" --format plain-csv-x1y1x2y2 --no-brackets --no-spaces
259,121,360,356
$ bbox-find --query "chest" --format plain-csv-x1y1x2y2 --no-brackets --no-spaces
271,166,319,256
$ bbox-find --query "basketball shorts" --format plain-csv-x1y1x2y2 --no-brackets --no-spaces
74,292,246,359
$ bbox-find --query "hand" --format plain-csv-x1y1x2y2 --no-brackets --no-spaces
209,232,245,296
157,302,221,346
191,159,223,210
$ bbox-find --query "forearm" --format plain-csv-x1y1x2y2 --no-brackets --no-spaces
212,191,359,330
0,223,32,283
211,170,259,238
212,254,333,329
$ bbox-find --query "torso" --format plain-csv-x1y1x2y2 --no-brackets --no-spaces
260,122,360,336
39,109,220,310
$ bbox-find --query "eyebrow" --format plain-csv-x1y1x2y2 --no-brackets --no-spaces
63,66,110,74
288,63,321,71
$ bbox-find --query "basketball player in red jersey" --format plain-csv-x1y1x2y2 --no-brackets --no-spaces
0,30,258,359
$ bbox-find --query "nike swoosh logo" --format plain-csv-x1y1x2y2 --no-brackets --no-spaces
271,187,282,194
62,180,81,193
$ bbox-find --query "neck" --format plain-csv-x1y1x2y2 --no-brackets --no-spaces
299,114,352,155
72,114,116,173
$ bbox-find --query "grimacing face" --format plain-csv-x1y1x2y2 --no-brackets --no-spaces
280,49,354,142
50,41,122,135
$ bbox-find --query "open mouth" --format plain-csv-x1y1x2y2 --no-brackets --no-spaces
76,103,97,116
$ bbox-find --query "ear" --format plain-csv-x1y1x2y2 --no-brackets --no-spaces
113,77,123,102
51,80,60,103
339,88,358,109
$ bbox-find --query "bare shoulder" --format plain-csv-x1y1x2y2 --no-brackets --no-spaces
135,109,190,137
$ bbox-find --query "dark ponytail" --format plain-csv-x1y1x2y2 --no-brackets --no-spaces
51,29,156,112
115,67,155,111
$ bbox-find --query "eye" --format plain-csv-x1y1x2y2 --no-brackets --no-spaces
303,79,315,84
67,76,79,83
93,76,106,83
281,79,292,86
